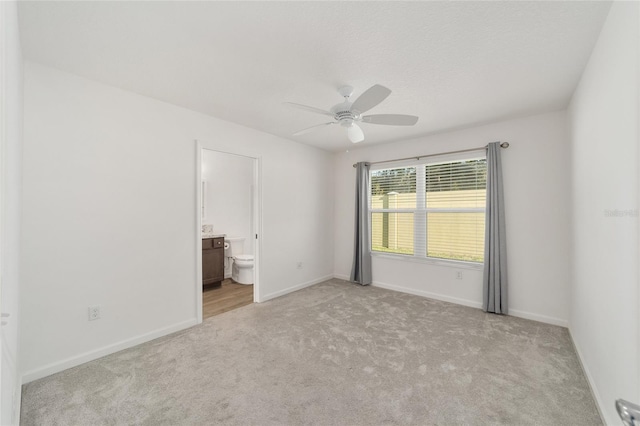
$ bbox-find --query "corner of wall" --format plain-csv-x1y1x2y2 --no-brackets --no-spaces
567,329,607,425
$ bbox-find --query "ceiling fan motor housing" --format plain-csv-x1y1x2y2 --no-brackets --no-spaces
330,101,359,127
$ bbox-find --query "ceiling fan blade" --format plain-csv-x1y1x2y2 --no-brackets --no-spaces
293,122,336,136
347,123,365,143
284,102,335,118
361,114,419,126
350,84,392,114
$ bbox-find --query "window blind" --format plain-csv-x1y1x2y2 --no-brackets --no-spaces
369,157,487,263
370,167,421,256
426,159,486,262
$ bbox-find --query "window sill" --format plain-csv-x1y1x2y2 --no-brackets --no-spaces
371,251,484,270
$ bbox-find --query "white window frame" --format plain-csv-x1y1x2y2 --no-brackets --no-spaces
369,152,486,267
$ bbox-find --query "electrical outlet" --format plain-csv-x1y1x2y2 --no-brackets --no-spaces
88,305,101,321
296,262,303,269
456,271,463,280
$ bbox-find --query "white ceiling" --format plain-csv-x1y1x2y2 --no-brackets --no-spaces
18,1,611,152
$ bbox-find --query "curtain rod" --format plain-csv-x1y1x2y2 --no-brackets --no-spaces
351,141,509,168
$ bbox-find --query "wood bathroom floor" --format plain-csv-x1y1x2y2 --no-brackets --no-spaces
203,279,253,319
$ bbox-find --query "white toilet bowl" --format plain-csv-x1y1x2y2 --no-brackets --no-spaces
232,254,254,285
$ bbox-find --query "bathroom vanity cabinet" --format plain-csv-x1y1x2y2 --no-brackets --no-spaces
203,237,224,287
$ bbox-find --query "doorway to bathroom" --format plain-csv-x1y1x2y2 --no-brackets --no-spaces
196,147,260,322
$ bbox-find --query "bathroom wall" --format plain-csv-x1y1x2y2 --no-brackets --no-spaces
202,150,254,277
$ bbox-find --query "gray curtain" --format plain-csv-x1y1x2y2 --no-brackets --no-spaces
350,162,372,285
483,142,508,314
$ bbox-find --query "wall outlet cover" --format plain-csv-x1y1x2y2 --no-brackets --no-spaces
88,305,101,321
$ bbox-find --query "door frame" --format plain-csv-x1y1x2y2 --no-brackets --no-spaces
195,142,262,323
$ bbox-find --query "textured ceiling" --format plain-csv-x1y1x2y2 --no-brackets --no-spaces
18,1,611,152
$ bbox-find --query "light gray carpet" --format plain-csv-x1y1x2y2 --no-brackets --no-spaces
21,279,601,425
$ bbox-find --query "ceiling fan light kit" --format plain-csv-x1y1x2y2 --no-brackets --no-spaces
285,84,419,144
347,123,365,143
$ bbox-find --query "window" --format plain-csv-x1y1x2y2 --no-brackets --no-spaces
370,156,487,263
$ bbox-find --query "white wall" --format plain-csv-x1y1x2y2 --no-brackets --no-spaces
202,150,254,277
21,62,334,382
202,150,253,251
334,111,571,326
568,2,639,424
0,1,23,424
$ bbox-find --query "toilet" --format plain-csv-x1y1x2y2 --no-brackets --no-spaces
225,237,254,285
232,254,254,285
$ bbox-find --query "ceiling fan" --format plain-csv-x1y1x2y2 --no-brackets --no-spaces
285,85,419,144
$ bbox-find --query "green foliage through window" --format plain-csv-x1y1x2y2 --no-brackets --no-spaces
426,159,487,192
371,167,416,196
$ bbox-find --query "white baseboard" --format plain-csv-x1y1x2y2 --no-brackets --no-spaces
260,274,334,303
337,275,568,328
371,279,483,310
22,318,198,384
12,376,21,426
508,308,568,327
568,328,606,425
334,274,481,309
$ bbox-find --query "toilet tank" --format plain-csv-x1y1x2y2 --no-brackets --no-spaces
225,237,245,257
